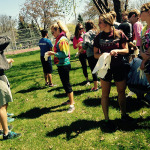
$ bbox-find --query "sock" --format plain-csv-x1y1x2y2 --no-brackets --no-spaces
70,105,74,108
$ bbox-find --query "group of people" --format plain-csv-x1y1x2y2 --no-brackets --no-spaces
0,2,150,140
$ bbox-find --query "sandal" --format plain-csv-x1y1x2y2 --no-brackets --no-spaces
91,87,99,92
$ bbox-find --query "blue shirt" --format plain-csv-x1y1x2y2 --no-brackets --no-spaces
39,38,53,58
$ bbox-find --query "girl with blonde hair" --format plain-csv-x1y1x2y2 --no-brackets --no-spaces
94,13,133,130
48,20,75,113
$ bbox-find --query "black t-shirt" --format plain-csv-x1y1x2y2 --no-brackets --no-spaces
94,29,128,67
118,20,132,42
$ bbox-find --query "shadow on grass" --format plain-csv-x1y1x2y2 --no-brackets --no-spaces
46,117,150,140
15,105,68,119
53,89,89,98
83,96,149,112
16,86,46,93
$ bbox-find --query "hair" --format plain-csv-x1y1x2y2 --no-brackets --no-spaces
41,30,48,38
109,11,116,19
99,13,120,39
128,9,140,18
141,2,150,13
122,11,128,16
50,20,70,39
85,20,98,33
74,23,83,39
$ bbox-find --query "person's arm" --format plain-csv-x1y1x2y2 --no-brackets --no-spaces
48,38,70,58
110,42,129,56
94,47,102,59
7,58,14,64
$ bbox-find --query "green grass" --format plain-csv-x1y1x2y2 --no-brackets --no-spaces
0,45,150,150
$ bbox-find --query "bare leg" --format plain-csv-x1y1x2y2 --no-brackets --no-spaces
101,79,111,120
68,92,74,105
94,81,98,89
0,104,9,135
47,73,52,85
44,73,52,85
115,80,126,116
44,73,48,84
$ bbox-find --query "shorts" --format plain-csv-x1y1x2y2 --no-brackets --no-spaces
144,60,150,74
41,56,52,73
0,75,13,107
101,66,127,82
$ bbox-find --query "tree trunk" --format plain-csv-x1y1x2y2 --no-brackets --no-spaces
125,0,128,11
112,0,121,22
92,0,110,14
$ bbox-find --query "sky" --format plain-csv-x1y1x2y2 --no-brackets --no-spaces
0,0,25,19
0,0,86,23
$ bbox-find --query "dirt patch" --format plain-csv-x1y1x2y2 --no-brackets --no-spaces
5,47,40,55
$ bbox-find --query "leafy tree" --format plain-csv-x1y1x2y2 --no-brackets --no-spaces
20,0,61,30
0,15,16,33
60,0,131,23
18,15,29,29
77,14,83,23
82,0,99,20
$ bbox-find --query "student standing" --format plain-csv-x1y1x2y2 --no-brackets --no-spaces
0,36,21,140
73,23,90,85
39,30,54,87
82,20,99,91
94,13,133,128
48,20,75,113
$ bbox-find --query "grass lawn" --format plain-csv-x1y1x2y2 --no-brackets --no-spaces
0,45,150,150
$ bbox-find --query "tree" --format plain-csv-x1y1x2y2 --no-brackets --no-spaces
60,0,131,23
129,0,150,10
18,15,29,29
82,0,99,20
0,15,16,33
77,14,83,23
20,0,61,30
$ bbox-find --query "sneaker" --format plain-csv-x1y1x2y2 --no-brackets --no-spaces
3,131,21,140
86,81,90,86
49,84,57,87
7,112,14,117
67,106,75,113
7,117,15,123
90,87,99,92
0,125,13,135
45,82,49,86
121,114,134,121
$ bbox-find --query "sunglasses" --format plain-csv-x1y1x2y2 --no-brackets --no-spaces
79,28,83,30
141,9,149,14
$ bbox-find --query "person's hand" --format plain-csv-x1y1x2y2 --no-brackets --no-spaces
76,41,83,48
47,51,55,56
110,49,119,57
7,59,14,64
